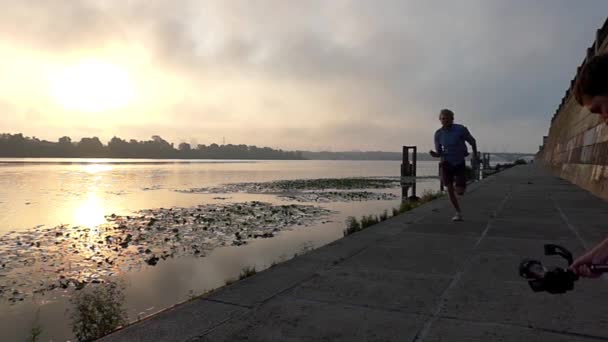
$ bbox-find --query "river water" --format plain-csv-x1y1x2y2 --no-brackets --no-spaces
0,159,440,341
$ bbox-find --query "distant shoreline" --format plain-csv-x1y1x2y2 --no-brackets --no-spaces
1,133,532,161
0,155,423,162
0,153,527,163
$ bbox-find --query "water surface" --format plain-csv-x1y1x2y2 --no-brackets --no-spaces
0,159,440,341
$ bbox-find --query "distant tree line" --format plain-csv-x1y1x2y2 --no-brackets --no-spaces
0,133,304,160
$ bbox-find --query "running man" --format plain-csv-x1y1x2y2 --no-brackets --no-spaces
430,108,478,221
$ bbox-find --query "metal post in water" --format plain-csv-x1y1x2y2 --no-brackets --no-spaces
411,146,418,200
401,146,418,202
401,146,409,202
401,146,409,178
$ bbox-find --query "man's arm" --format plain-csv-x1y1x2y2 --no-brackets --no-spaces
432,131,442,157
464,127,478,160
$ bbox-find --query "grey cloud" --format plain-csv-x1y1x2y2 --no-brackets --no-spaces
1,0,608,152
0,0,122,51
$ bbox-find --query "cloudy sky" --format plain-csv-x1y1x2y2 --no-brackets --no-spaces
0,0,607,152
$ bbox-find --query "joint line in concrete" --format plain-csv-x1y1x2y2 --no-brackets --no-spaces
411,187,514,342
200,298,253,309
437,314,608,341
186,311,248,341
551,197,590,249
551,196,608,283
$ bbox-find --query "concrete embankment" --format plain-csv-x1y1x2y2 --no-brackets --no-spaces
538,17,608,200
102,164,608,341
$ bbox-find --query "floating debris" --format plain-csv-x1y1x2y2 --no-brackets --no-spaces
278,191,398,203
0,202,330,303
106,190,130,196
145,256,159,266
177,177,400,194
142,185,163,191
177,178,400,202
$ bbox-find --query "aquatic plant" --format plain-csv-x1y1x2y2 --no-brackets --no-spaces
69,282,127,342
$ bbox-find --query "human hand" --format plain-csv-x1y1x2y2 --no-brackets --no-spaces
429,150,440,158
570,238,608,278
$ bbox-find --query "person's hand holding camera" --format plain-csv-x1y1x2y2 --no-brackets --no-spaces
570,238,608,278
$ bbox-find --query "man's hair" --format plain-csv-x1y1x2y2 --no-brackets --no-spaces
439,108,454,118
573,54,608,105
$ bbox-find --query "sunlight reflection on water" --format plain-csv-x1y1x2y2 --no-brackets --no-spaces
73,191,106,228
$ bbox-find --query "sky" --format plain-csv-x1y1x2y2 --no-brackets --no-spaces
0,0,607,153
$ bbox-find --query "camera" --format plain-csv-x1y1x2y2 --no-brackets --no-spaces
518,244,605,294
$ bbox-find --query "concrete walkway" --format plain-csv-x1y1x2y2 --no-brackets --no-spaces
102,165,608,342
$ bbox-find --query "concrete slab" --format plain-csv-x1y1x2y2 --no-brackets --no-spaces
99,299,248,342
560,213,608,226
289,268,451,314
375,232,478,253
439,275,608,338
475,236,583,257
423,318,604,342
195,297,428,342
555,200,608,210
574,223,608,245
205,252,327,307
486,220,577,240
336,244,469,276
404,222,488,236
491,216,566,225
463,253,585,282
301,229,387,262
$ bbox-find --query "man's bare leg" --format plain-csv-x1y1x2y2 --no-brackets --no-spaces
446,184,461,213
446,184,463,221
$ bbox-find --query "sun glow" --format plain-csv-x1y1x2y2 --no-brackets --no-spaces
50,59,137,113
83,163,113,174
73,191,106,229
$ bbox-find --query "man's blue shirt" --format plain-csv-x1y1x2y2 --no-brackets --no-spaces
434,124,475,166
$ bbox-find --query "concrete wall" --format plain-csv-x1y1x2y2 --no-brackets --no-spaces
539,17,608,199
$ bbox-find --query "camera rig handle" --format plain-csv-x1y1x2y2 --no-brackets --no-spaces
519,244,608,294
590,264,608,273
543,244,573,265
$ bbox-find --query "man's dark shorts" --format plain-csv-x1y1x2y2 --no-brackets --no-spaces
440,161,466,188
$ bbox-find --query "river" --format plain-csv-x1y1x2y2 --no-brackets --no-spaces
0,159,441,341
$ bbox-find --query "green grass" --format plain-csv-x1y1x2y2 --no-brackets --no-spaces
239,266,257,280
29,326,42,342
225,265,258,286
344,190,443,237
28,308,43,342
343,216,363,236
